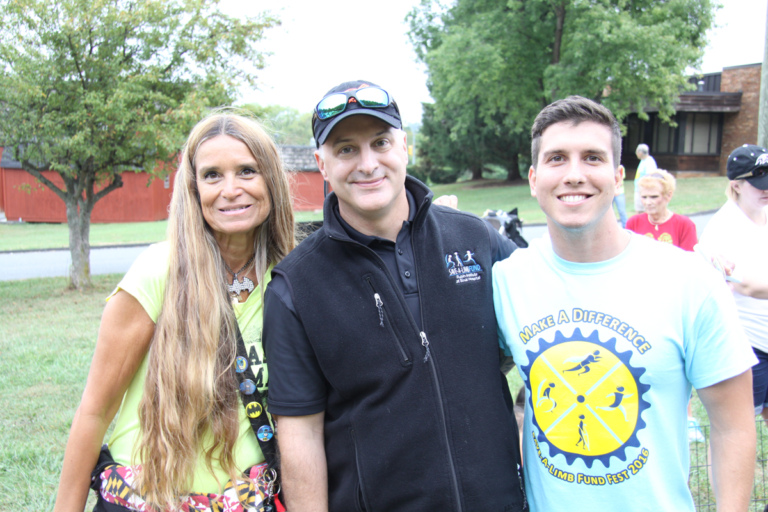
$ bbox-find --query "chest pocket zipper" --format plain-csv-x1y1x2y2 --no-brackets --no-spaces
365,277,411,365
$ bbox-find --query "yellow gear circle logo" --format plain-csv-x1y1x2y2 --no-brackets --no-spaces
523,329,649,467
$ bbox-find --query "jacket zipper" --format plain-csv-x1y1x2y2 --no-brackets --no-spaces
365,278,410,364
419,332,431,363
330,205,462,511
410,207,463,512
349,428,370,512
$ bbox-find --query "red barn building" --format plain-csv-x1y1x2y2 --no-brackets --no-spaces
0,145,325,222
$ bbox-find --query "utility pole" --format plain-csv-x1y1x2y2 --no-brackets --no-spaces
758,0,768,146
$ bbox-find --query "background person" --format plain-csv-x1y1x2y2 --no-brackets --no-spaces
263,80,525,512
613,164,628,227
626,168,701,440
633,143,657,212
627,169,697,250
54,112,294,512
494,96,756,512
699,143,768,427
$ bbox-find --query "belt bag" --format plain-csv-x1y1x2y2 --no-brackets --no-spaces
90,445,281,512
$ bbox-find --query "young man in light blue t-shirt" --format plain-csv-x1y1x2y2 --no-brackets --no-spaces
493,96,756,512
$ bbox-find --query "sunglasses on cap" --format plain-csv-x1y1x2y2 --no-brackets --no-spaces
315,87,392,121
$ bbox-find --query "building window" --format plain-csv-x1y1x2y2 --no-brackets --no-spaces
652,116,677,154
651,113,722,155
682,113,721,155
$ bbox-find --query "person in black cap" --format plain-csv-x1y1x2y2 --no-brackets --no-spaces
700,143,768,426
262,80,526,512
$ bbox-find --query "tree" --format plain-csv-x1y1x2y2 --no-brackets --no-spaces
413,102,525,183
241,104,314,146
0,0,278,289
409,0,716,178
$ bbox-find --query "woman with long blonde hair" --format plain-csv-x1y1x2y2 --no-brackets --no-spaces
54,111,294,512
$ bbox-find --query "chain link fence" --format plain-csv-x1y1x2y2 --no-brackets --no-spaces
690,419,768,511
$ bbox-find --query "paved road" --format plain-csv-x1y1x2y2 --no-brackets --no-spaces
0,211,716,281
0,245,149,281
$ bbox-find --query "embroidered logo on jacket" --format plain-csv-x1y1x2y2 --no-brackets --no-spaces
444,249,483,283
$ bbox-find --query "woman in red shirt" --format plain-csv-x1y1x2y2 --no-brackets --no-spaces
627,169,697,251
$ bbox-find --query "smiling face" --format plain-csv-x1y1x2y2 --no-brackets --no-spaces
529,120,621,237
315,115,409,236
195,135,271,246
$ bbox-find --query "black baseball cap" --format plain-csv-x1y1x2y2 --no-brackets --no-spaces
727,144,768,190
312,80,402,148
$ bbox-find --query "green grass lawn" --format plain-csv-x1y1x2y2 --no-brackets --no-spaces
0,274,120,511
0,220,170,252
429,175,729,224
0,176,730,252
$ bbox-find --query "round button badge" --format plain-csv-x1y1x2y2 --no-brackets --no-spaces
235,356,248,373
239,379,256,395
246,401,263,418
257,425,274,441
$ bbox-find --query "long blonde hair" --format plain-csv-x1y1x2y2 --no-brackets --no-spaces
136,111,295,509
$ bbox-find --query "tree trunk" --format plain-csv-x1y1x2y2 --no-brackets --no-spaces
471,166,483,180
552,3,566,65
66,198,92,290
506,152,521,181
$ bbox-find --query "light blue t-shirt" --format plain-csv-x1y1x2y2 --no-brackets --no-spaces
493,235,754,512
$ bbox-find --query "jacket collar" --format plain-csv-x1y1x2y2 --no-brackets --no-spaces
322,176,434,241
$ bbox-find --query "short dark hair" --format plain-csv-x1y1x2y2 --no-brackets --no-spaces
530,96,622,168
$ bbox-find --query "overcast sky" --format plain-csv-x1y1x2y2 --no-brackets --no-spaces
225,0,767,126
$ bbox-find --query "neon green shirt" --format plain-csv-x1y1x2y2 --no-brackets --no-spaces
107,242,270,493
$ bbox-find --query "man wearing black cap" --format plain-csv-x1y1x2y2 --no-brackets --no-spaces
263,81,526,511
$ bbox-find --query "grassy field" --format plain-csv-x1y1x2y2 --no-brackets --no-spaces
0,220,169,252
2,276,765,510
0,176,729,252
0,274,120,511
430,175,730,224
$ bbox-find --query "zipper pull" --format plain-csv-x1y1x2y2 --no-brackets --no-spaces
420,331,431,362
374,293,384,327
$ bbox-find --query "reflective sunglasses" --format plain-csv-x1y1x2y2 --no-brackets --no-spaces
315,87,392,120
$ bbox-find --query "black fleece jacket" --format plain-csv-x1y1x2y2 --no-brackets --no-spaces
268,177,526,512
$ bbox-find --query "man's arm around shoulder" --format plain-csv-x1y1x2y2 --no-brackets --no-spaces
277,412,328,512
698,370,756,512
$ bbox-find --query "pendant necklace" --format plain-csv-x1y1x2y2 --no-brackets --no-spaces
223,254,256,301
648,211,671,231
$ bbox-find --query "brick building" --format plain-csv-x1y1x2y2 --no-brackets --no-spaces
623,63,762,177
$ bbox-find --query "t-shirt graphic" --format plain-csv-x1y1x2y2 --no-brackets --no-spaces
524,327,650,470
